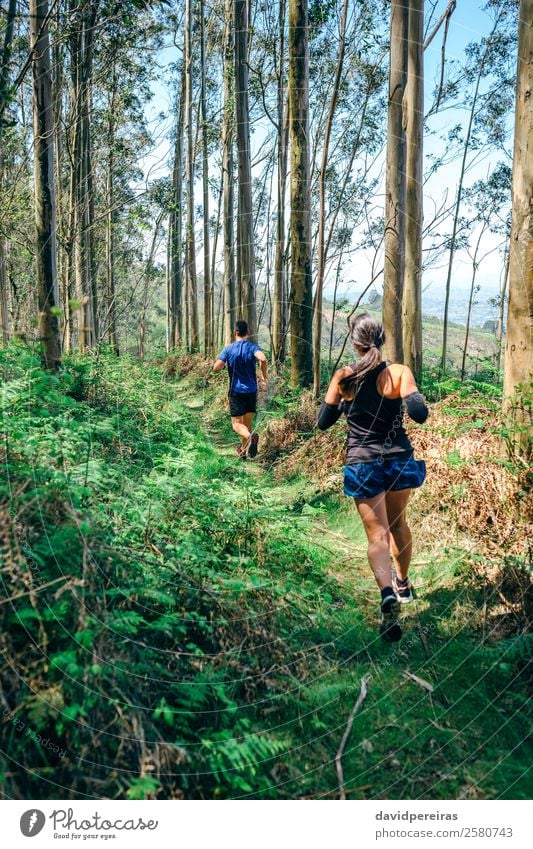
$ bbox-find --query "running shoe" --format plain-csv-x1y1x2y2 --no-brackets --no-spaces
380,593,402,642
247,432,259,458
391,571,414,603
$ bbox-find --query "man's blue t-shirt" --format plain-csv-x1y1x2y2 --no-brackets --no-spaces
218,340,261,393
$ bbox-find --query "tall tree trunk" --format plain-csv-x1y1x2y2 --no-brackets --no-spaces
272,0,288,366
185,0,199,351
71,2,97,350
383,0,408,364
200,0,212,354
30,0,61,369
52,3,68,350
168,66,185,351
0,236,8,344
0,0,17,344
461,227,485,380
312,0,348,397
402,0,424,381
440,13,502,372
209,174,223,347
496,249,510,374
64,140,76,352
105,62,118,353
328,233,347,367
235,0,257,337
105,157,118,352
288,0,313,388
140,212,164,359
503,0,532,454
222,0,236,344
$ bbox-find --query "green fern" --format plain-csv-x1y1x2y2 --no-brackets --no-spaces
500,633,533,664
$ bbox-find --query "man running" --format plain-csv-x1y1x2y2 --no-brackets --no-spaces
214,320,268,459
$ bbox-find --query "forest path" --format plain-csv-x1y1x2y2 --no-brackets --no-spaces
178,375,387,590
156,371,530,800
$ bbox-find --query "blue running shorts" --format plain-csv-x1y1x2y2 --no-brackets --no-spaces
344,455,426,499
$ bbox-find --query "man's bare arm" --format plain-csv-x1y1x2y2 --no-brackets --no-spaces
255,350,268,384
213,359,226,373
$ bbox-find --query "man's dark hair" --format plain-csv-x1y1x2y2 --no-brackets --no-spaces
235,320,249,337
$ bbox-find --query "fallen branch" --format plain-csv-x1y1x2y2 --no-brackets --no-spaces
0,575,77,606
403,670,434,693
336,674,370,800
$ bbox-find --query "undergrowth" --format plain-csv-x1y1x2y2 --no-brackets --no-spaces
0,343,531,800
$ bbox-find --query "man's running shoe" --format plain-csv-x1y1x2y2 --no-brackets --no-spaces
392,572,414,603
380,593,402,642
247,432,259,458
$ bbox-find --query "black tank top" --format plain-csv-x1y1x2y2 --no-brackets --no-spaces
343,362,413,464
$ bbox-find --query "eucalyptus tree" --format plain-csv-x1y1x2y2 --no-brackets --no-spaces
503,0,532,447
439,0,518,372
234,0,257,337
461,162,511,379
312,0,349,397
222,0,235,344
30,0,61,369
184,0,199,351
382,0,407,364
288,0,312,387
0,0,17,343
402,0,424,381
272,0,289,366
200,0,212,353
68,0,100,350
168,65,185,351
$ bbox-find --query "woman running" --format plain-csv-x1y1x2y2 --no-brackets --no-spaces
317,313,429,642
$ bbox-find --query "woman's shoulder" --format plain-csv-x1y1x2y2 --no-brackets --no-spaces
333,364,355,381
385,362,411,375
378,362,412,398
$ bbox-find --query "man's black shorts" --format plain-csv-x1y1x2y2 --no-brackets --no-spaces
229,391,257,417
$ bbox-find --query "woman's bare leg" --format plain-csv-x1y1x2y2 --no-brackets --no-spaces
355,493,392,589
385,488,412,580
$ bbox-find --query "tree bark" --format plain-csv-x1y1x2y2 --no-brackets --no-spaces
185,0,199,351
383,0,408,364
288,0,313,387
402,0,424,381
222,0,236,344
30,0,61,369
70,1,98,350
168,65,185,350
200,0,212,354
503,0,532,452
105,61,118,353
52,2,69,352
497,249,510,374
312,0,348,397
461,226,485,380
140,212,163,359
235,0,257,337
0,0,17,344
272,0,289,366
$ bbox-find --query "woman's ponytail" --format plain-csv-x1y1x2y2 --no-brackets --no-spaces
338,313,385,400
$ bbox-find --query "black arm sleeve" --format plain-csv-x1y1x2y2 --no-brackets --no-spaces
317,402,343,430
403,391,429,423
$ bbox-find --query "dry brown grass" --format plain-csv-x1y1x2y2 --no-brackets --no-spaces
259,391,318,465
262,392,532,557
163,353,213,381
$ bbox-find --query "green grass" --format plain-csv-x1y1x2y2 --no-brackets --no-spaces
0,343,530,799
